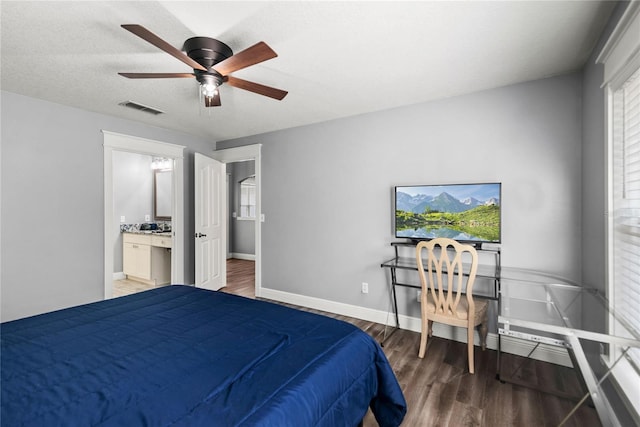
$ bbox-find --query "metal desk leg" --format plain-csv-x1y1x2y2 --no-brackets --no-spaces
496,331,502,381
391,267,400,328
563,335,614,427
381,267,401,346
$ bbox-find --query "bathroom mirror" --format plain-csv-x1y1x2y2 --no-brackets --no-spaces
154,170,172,220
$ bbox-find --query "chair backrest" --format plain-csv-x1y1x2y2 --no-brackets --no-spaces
416,238,479,320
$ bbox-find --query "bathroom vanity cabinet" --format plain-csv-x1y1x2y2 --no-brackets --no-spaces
123,232,172,285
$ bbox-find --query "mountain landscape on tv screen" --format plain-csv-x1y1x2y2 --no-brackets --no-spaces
396,191,499,214
395,190,500,242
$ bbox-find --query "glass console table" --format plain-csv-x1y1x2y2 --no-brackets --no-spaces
498,268,640,426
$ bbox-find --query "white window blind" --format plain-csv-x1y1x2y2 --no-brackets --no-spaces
612,65,640,368
239,176,256,219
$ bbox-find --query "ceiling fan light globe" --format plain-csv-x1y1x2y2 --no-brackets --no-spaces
202,83,218,97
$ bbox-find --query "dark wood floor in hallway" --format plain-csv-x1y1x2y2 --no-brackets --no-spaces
223,258,600,427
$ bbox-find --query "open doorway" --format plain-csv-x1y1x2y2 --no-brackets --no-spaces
111,152,174,297
227,160,256,260
103,131,185,299
223,160,256,298
211,144,262,298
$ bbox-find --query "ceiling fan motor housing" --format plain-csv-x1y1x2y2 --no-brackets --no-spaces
183,37,233,70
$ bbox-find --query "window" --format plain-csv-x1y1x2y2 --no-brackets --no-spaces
611,66,640,368
239,176,256,219
598,2,640,419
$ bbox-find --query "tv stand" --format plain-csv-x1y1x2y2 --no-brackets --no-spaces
380,241,501,345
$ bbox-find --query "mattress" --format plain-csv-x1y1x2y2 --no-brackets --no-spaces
1,285,406,426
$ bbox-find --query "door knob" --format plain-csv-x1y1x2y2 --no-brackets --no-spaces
195,232,207,238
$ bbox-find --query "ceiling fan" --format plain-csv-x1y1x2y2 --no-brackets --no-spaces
118,24,288,107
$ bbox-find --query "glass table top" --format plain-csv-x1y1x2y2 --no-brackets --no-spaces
498,267,638,341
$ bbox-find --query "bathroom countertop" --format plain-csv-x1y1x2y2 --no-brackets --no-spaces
123,231,172,236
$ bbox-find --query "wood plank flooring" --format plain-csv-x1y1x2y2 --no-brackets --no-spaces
119,259,602,426
112,278,167,298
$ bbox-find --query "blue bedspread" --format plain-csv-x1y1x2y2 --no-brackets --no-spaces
1,286,406,426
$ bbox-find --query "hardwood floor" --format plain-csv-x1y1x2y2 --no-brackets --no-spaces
223,259,600,427
112,278,167,297
117,259,601,426
222,258,256,298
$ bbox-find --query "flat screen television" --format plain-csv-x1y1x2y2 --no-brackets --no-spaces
394,182,501,245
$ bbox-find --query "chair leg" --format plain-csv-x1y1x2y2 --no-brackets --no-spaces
418,316,428,358
480,322,488,351
467,326,475,374
480,321,489,351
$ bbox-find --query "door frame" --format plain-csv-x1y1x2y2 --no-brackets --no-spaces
211,144,262,297
103,130,185,299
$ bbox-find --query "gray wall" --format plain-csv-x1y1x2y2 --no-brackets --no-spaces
227,160,256,257
218,73,583,320
112,151,153,273
1,91,214,321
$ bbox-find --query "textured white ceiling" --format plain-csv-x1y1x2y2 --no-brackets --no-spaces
1,1,616,142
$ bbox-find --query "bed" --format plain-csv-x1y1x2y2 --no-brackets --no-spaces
1,285,406,426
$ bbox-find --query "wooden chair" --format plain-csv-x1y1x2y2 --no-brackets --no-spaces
416,238,488,374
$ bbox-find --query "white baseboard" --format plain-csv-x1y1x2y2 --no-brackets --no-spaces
113,272,125,281
260,287,572,367
230,253,255,261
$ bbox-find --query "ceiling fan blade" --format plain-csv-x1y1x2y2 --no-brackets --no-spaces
226,76,288,100
121,24,207,71
205,92,221,107
119,72,195,79
212,42,277,76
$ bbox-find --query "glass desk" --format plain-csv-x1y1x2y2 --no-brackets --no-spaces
498,268,640,426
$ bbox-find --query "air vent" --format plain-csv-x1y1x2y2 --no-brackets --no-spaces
118,101,164,115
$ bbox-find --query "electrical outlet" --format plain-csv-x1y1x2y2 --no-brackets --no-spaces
417,290,421,302
145,214,151,222
120,216,126,223
361,282,369,294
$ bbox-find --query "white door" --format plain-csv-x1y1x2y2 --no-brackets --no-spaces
195,153,226,290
